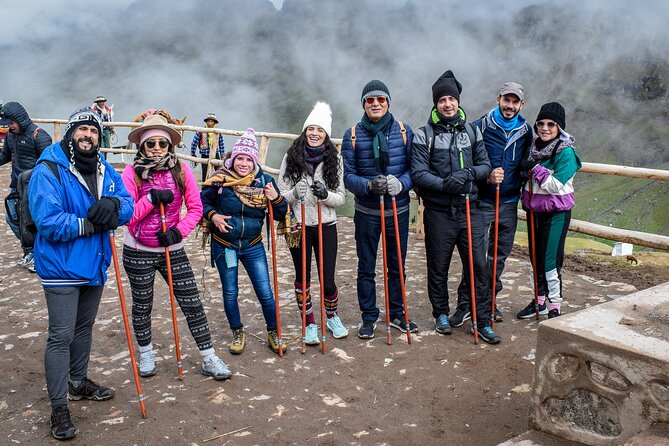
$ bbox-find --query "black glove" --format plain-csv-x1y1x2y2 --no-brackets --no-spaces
311,180,328,200
366,175,388,195
442,175,465,194
88,197,120,228
156,228,183,247
149,188,174,205
451,168,474,183
519,159,538,172
82,219,105,236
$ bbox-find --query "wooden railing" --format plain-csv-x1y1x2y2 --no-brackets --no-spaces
33,119,669,251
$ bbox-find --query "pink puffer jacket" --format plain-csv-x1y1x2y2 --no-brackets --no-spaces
122,163,203,248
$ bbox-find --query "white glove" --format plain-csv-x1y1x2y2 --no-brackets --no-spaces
387,175,402,197
293,179,309,200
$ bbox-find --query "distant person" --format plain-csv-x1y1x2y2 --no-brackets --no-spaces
201,128,288,355
456,82,533,323
90,96,114,149
122,113,232,380
517,102,581,319
278,101,348,345
0,101,52,271
28,108,133,440
411,70,499,344
0,116,9,151
191,113,225,182
341,80,417,339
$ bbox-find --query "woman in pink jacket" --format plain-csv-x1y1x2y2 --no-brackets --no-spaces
121,113,231,380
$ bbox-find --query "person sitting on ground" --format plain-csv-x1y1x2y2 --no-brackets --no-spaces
278,101,348,344
517,102,581,320
122,113,232,380
201,128,288,355
28,108,133,441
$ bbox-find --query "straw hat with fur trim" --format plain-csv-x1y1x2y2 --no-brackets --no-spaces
128,113,182,146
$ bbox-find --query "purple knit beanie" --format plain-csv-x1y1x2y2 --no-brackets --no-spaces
225,128,259,168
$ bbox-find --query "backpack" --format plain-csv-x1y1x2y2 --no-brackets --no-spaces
16,160,60,249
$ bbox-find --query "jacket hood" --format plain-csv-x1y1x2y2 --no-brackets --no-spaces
1,102,32,132
40,141,72,169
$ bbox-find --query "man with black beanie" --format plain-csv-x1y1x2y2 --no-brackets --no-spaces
28,108,133,440
411,70,500,344
341,79,417,339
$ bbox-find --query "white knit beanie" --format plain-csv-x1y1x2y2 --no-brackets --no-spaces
302,101,332,137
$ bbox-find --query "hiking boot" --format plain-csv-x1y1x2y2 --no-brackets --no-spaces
449,307,471,327
326,315,349,339
138,350,156,377
435,314,452,335
268,329,285,354
516,300,548,319
471,325,501,345
229,328,246,355
493,306,503,323
304,323,320,345
50,405,77,440
17,252,33,267
357,320,376,339
548,309,561,319
390,316,418,333
200,354,232,380
68,378,114,401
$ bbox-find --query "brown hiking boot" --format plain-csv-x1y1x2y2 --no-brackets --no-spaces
267,329,286,355
229,328,246,355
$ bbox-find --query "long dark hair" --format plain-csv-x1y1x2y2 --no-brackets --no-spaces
283,132,340,190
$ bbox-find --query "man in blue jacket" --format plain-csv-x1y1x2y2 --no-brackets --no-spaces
0,102,52,270
341,80,417,338
28,108,133,441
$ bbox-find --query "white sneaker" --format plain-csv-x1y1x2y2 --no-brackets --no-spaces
326,315,349,339
200,355,232,380
304,323,320,345
138,350,156,377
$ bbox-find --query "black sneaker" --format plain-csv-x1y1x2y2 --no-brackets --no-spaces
471,325,501,345
548,309,560,319
493,306,503,323
357,320,376,339
516,300,548,319
389,316,418,333
448,307,471,327
50,405,77,440
68,378,114,401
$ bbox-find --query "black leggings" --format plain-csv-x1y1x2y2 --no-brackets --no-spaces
289,223,338,296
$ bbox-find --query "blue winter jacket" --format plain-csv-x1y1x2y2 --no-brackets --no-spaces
341,116,414,212
472,109,533,203
29,142,133,287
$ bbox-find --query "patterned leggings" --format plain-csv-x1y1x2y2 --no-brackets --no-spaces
122,246,213,351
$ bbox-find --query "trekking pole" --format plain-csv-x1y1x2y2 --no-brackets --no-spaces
459,149,478,345
379,195,392,345
317,199,327,354
527,172,541,320
300,198,307,354
267,202,284,357
108,231,147,418
159,203,183,380
491,184,500,329
391,196,411,344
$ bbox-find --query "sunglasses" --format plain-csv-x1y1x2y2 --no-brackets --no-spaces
365,96,387,105
145,139,170,149
536,121,557,129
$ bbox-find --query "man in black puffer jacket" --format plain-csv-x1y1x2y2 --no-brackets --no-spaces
0,102,52,268
411,70,500,344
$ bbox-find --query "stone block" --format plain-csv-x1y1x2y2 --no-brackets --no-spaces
529,283,669,445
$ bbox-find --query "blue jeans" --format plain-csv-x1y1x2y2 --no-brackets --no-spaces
353,209,409,322
212,242,277,331
4,188,20,241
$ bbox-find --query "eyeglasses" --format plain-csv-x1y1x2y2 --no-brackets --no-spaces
145,139,170,149
365,96,387,105
536,121,557,129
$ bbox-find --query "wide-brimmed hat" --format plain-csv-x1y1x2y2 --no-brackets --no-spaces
203,113,219,124
94,96,107,103
128,114,182,146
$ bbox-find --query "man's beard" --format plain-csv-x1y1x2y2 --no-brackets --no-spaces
73,136,99,155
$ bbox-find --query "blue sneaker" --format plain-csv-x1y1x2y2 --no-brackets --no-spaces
357,320,376,339
435,314,452,335
304,323,320,345
326,315,349,339
471,325,501,345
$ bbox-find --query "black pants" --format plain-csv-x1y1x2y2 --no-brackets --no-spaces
424,203,490,324
289,223,338,296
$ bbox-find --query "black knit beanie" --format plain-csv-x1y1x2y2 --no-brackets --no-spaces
361,80,391,108
536,102,566,130
432,70,462,105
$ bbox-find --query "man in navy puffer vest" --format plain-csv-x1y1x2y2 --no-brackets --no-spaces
341,80,417,339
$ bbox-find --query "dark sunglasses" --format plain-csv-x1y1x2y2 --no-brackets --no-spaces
365,96,387,105
536,120,557,129
145,139,170,149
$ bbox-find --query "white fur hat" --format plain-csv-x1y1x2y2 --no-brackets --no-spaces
302,101,332,137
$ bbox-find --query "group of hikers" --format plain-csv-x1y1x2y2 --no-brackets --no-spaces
0,69,581,440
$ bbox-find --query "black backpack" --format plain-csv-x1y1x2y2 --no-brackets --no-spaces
16,160,60,249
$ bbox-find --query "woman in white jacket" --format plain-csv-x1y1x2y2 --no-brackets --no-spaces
278,102,347,344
